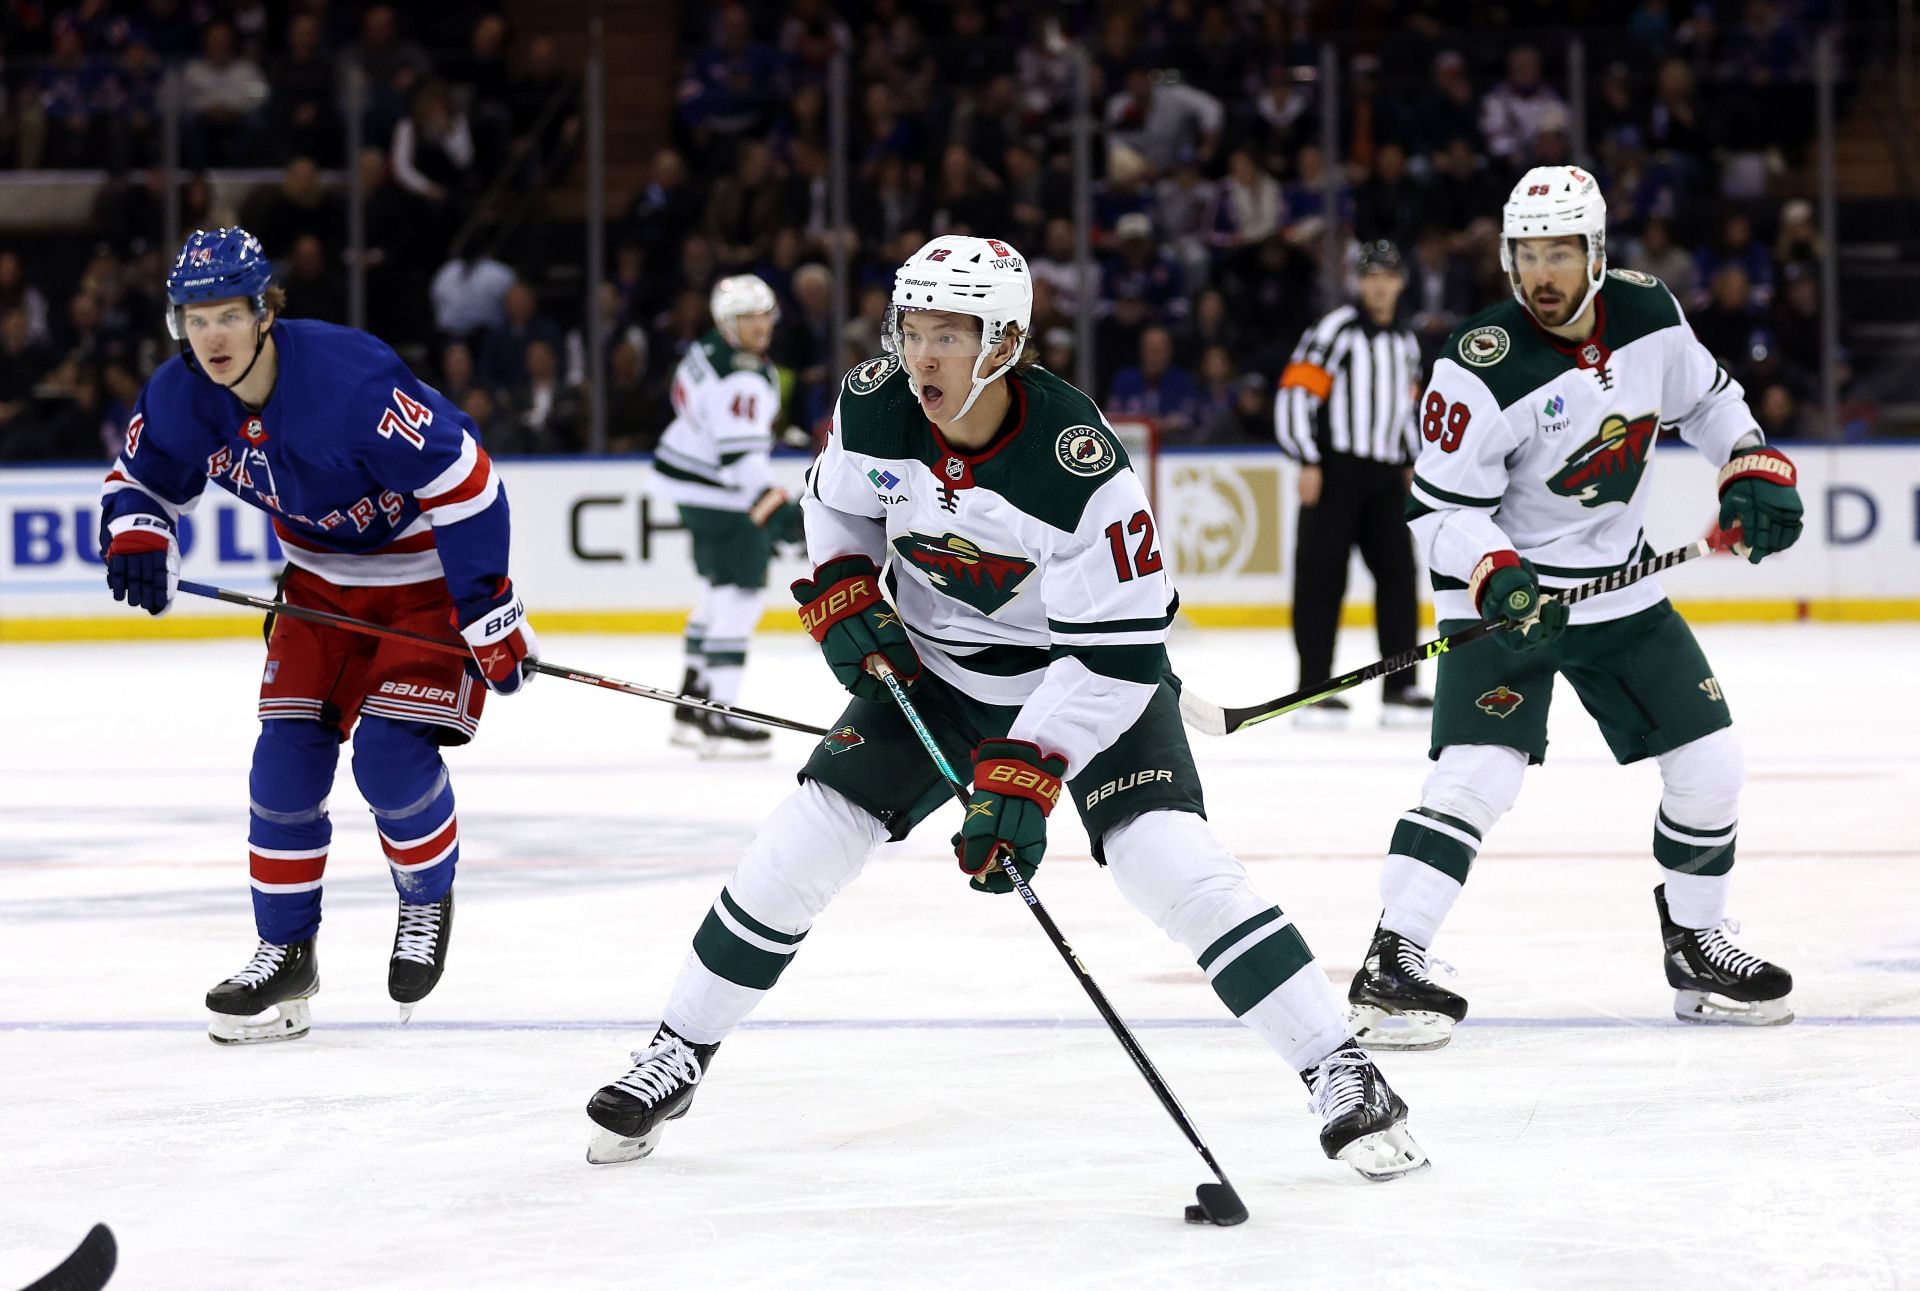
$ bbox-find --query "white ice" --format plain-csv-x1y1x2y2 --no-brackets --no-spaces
3,624,1918,1291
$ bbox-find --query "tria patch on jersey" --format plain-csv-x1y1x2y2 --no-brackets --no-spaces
1458,325,1511,367
1548,411,1658,506
890,531,1035,615
1475,686,1525,718
846,353,901,395
823,725,866,755
1055,424,1117,477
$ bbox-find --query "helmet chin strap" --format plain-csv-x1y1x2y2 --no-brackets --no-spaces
946,345,1017,423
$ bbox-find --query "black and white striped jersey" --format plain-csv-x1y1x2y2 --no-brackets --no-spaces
1274,305,1423,465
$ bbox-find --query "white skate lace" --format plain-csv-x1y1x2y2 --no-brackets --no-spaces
393,902,443,966
1392,937,1457,987
1306,1049,1372,1124
612,1035,704,1107
1696,923,1765,978
226,940,288,987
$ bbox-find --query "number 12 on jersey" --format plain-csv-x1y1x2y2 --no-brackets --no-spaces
1105,510,1164,582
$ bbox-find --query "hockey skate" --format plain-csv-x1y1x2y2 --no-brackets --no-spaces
1655,884,1793,1026
1348,921,1469,1051
697,708,773,760
206,938,318,1045
1293,695,1350,729
1302,1043,1429,1181
669,669,708,749
585,1025,720,1164
1379,687,1436,728
389,890,453,1022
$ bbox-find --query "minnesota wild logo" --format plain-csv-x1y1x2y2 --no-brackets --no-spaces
1475,686,1525,718
823,726,865,755
846,353,901,395
1548,411,1658,506
891,532,1035,615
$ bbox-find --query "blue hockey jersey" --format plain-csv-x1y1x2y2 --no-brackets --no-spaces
100,319,511,619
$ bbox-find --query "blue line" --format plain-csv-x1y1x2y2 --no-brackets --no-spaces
5,1016,1916,1034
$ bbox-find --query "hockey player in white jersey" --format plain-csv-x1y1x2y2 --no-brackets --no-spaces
586,235,1428,1181
653,274,798,756
1347,167,1804,1049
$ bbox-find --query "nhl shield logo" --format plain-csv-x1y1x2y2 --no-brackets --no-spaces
823,725,865,755
944,455,967,481
846,353,900,396
1475,686,1525,718
240,416,269,445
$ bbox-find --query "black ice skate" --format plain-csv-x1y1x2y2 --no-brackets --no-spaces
1655,884,1793,1026
1348,920,1469,1050
206,938,319,1045
669,668,708,749
1379,686,1436,728
388,890,454,1022
697,707,773,760
1302,1042,1429,1181
585,1025,720,1164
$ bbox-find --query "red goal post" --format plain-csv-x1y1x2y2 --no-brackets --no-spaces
1106,415,1159,511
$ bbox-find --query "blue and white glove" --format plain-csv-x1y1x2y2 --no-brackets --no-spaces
102,513,179,616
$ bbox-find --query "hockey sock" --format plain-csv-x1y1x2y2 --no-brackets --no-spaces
1379,808,1479,947
1653,729,1741,929
684,583,711,688
701,584,763,706
352,717,458,904
664,782,883,1043
1103,811,1351,1072
247,719,339,944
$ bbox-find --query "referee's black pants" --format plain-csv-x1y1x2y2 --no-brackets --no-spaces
1292,453,1420,697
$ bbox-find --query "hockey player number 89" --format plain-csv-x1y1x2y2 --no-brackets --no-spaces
1420,393,1470,453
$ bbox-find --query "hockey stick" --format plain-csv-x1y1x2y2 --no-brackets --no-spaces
22,1223,116,1291
1178,528,1740,737
176,580,830,738
867,656,1249,1228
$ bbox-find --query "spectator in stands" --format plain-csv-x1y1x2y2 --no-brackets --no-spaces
854,153,929,255
0,308,45,442
1281,145,1350,247
1177,287,1240,370
173,18,269,167
1156,148,1217,289
1425,135,1503,236
1253,60,1315,156
606,338,657,453
1590,62,1641,146
779,0,854,90
1105,65,1224,174
1648,58,1713,172
1408,225,1474,363
391,80,476,257
500,338,581,454
1696,211,1774,309
478,280,563,397
1191,344,1246,444
1772,264,1824,386
627,148,705,259
1095,283,1152,397
927,144,1001,237
344,5,434,145
682,3,780,150
278,234,347,324
1110,325,1201,439
706,140,785,272
843,284,890,360
1692,264,1764,377
1622,215,1697,300
1040,326,1076,377
1210,147,1285,260
460,386,516,450
438,341,477,406
567,282,649,393
449,14,514,175
1031,217,1102,319
1774,198,1824,270
0,252,52,347
1414,50,1482,160
269,11,340,166
1355,142,1422,250
1479,45,1566,171
1341,54,1412,172
247,157,344,259
778,262,835,427
1105,211,1188,316
91,166,166,251
506,34,580,175
36,17,110,169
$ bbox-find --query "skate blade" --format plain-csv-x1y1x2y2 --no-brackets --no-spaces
1378,706,1431,729
668,724,707,749
1349,1004,1455,1051
1337,1123,1431,1182
697,740,773,761
1293,709,1348,730
208,997,313,1045
397,1001,417,1024
1673,989,1794,1026
586,1123,669,1165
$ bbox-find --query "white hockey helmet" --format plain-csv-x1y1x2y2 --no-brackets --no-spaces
710,274,779,347
1500,165,1608,326
884,234,1032,421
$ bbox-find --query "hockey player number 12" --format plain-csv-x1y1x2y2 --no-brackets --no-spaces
1105,510,1164,582
377,387,434,449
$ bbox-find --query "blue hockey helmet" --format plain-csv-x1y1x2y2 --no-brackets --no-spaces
166,227,273,340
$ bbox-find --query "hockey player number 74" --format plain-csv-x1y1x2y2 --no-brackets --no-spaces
376,387,434,449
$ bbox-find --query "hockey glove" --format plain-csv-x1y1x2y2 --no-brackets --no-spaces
1469,551,1568,653
953,739,1068,895
103,513,179,616
454,578,539,696
792,556,919,701
1717,446,1803,564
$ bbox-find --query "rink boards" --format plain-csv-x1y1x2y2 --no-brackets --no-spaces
3,441,1916,639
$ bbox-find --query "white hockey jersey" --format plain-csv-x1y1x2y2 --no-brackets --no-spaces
1409,270,1761,624
804,354,1176,775
654,330,780,511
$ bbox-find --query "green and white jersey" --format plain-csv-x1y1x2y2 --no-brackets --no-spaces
1409,271,1761,624
805,354,1175,775
654,330,780,512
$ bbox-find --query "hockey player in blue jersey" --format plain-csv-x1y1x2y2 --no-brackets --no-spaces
100,227,539,1043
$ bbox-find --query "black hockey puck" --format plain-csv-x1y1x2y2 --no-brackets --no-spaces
1183,1204,1207,1224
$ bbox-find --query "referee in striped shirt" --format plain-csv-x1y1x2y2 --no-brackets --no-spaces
1274,240,1432,726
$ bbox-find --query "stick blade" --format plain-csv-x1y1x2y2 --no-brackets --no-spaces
1177,687,1229,737
25,1223,117,1291
1184,1182,1248,1227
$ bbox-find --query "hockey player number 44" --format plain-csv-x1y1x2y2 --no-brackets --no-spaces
376,387,434,449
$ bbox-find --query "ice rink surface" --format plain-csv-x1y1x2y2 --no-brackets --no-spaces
3,622,1918,1291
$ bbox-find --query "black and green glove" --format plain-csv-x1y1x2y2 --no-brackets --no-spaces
1470,551,1569,653
953,739,1068,894
1717,446,1803,564
791,556,920,701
